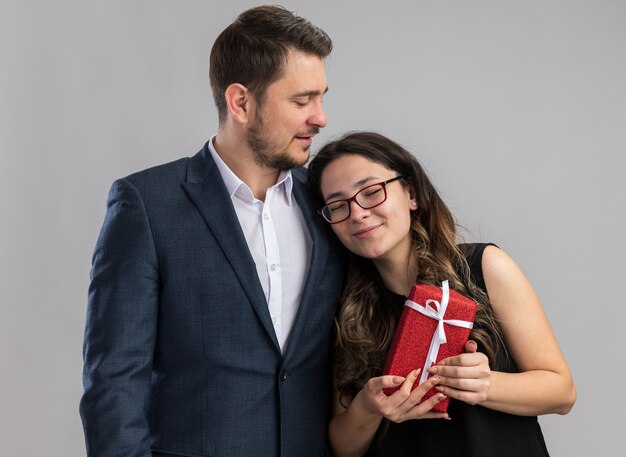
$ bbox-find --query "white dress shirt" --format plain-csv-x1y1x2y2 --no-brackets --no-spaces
208,137,312,353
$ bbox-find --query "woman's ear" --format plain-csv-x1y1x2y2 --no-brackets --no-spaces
408,185,418,210
224,83,252,124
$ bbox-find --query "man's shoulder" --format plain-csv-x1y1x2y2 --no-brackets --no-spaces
107,149,202,206
292,166,307,181
121,156,190,188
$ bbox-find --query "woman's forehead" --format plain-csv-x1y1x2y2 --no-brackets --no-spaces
320,154,395,199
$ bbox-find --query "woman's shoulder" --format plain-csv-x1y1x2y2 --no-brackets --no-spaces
457,243,499,287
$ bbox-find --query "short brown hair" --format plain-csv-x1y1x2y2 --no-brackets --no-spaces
209,5,333,122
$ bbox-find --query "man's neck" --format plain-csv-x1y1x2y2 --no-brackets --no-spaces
213,133,280,201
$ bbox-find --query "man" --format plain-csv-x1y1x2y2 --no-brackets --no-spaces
80,5,345,456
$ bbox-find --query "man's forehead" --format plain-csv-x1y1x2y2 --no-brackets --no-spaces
276,52,327,83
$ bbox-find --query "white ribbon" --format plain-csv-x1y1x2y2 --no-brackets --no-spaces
404,280,474,385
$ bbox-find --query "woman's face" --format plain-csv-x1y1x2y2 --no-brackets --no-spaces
319,154,415,266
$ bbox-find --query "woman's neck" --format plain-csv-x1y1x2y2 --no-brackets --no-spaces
373,254,418,297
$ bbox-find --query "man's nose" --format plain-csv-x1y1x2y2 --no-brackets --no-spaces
308,102,327,128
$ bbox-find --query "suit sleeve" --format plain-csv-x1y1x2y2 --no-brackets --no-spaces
79,179,159,457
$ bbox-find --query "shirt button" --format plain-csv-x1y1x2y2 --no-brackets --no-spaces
270,264,277,271
279,370,288,382
263,213,269,220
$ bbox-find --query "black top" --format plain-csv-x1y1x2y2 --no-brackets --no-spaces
367,243,550,457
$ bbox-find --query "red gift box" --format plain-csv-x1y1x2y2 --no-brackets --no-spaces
382,280,477,413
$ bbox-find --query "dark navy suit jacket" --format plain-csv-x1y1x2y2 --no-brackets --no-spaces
80,142,345,457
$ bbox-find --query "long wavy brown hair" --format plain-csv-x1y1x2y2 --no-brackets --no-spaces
307,131,504,403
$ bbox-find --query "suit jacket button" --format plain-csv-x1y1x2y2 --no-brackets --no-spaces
279,370,288,382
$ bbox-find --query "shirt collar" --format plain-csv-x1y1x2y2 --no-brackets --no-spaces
208,135,294,205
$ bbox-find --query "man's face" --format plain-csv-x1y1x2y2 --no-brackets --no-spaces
246,50,328,170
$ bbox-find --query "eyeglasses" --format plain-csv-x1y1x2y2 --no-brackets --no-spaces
318,176,407,224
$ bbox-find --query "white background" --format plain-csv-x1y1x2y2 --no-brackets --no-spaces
1,1,625,455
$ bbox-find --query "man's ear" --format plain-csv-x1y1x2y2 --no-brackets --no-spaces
224,83,252,124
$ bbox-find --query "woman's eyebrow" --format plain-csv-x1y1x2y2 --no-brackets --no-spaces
324,176,380,201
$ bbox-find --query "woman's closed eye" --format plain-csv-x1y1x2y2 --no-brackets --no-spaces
328,202,347,213
362,187,383,198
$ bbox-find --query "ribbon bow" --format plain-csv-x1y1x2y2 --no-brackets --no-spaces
404,280,474,385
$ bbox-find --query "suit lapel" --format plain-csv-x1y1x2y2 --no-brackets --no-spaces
283,169,331,362
181,144,280,351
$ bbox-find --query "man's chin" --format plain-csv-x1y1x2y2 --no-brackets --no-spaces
279,146,310,169
277,154,309,170
295,149,312,167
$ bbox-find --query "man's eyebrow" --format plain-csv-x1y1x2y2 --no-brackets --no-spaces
292,87,329,98
324,176,380,201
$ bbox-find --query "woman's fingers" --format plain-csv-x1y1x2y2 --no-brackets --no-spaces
369,374,406,391
429,351,490,380
361,370,452,422
434,350,487,370
375,369,420,414
426,349,491,405
465,339,478,353
380,370,449,421
397,369,421,397
429,364,490,381
435,383,487,404
358,375,405,412
407,372,441,403
404,392,449,420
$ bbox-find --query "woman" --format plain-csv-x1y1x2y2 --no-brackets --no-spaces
307,132,575,457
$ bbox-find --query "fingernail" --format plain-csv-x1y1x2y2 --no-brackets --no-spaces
431,376,440,382
393,376,404,385
413,369,421,377
438,395,447,402
435,386,443,391
428,366,437,374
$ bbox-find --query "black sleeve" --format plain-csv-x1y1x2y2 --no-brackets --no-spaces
458,242,499,293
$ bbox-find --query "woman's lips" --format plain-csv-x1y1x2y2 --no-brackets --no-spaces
352,224,382,238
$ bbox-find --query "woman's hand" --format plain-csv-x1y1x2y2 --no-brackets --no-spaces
354,369,449,422
427,340,491,405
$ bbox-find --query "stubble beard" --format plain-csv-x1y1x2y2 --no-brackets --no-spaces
246,108,316,170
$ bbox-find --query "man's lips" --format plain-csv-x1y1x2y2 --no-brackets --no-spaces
295,135,313,144
295,128,320,142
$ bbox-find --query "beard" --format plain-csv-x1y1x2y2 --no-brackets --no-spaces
246,108,318,170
